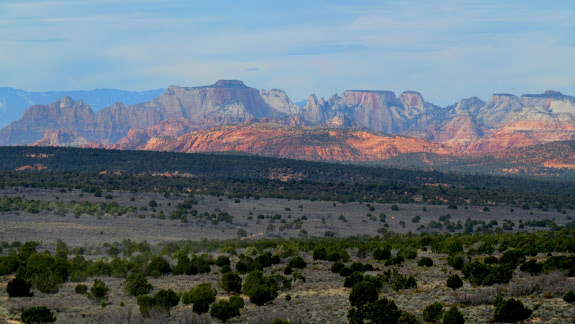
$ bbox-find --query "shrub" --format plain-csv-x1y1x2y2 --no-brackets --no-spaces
182,283,217,314
331,261,345,273
351,297,402,323
146,256,171,276
448,254,465,270
443,306,465,324
216,255,231,267
398,311,421,324
137,295,155,318
391,205,399,211
423,302,443,322
399,248,417,260
484,256,498,264
21,306,56,324
153,289,180,314
287,256,307,269
75,284,88,294
392,274,417,291
564,290,575,303
123,273,153,296
7,277,33,297
236,228,248,238
88,279,109,302
36,271,62,294
242,270,278,306
349,281,378,307
220,272,242,294
520,259,543,275
344,272,365,288
499,250,525,266
446,274,463,290
494,298,532,323
418,257,433,267
210,295,244,322
462,261,492,285
248,284,274,306
313,247,327,260
221,264,232,274
373,247,391,260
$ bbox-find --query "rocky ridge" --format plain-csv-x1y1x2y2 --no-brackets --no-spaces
2,80,575,161
108,122,449,162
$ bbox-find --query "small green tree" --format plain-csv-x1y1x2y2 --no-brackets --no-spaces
21,306,56,324
153,289,180,313
423,302,443,323
216,255,231,267
398,311,421,324
75,284,88,294
287,256,307,269
123,272,153,296
242,270,278,306
352,297,402,324
446,274,463,290
7,277,33,297
137,295,154,318
209,295,244,322
88,279,109,302
494,298,532,323
220,271,242,293
373,247,391,260
36,271,62,294
181,283,217,314
236,228,248,238
564,290,575,303
418,257,433,267
146,256,171,276
443,306,465,324
349,281,378,307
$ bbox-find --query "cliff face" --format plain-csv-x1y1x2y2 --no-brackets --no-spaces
33,129,88,147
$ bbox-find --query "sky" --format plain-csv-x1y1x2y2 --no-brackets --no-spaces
1,0,574,106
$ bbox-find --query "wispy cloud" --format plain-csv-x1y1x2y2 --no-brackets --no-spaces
8,38,68,43
287,44,368,56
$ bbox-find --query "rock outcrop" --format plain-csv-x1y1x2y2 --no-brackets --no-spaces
113,122,449,162
33,129,88,147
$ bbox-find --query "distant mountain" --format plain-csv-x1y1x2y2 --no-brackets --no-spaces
0,87,163,127
2,80,575,169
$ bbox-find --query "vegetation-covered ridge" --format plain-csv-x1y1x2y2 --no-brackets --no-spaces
2,146,575,207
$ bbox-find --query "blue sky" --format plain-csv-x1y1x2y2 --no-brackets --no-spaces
1,0,574,106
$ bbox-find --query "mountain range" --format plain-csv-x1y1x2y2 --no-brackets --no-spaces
1,80,575,173
0,87,164,128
